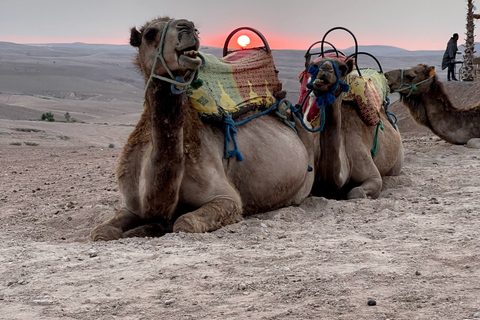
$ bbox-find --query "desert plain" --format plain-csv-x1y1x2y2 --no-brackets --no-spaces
0,41,480,320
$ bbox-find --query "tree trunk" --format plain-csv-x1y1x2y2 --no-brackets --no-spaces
462,0,476,81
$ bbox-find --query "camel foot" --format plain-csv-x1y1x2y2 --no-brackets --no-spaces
123,222,172,238
90,224,123,241
347,187,367,199
173,215,197,233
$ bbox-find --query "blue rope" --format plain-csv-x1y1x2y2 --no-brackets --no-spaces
223,101,280,161
384,97,398,130
223,114,243,161
290,103,325,133
302,59,349,131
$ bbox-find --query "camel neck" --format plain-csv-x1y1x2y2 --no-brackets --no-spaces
318,100,346,187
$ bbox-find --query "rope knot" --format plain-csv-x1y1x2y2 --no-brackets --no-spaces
223,114,243,161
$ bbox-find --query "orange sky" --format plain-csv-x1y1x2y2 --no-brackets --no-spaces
0,1,469,52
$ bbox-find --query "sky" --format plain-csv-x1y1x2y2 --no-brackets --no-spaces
0,0,472,51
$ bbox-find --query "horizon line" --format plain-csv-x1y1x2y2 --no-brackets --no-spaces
0,40,455,52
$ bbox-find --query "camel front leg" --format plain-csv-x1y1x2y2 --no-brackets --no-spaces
90,207,144,241
173,198,242,233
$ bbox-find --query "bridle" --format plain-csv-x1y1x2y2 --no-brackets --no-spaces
392,68,435,98
144,20,203,95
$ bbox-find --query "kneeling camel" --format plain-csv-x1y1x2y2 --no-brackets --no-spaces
385,64,480,145
304,57,404,199
90,17,315,240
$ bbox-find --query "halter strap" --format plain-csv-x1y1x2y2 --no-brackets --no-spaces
144,20,199,96
393,69,434,98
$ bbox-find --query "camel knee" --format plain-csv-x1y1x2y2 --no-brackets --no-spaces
173,200,242,233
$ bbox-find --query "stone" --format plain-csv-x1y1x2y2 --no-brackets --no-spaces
466,138,480,149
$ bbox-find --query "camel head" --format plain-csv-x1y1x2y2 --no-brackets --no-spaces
130,17,203,83
385,64,436,96
308,57,354,95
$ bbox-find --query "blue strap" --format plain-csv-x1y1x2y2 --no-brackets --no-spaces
223,101,280,161
384,97,398,131
223,114,243,161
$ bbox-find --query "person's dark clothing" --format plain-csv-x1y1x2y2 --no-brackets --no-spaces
442,37,459,80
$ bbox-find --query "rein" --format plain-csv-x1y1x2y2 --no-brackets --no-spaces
392,69,434,98
144,20,203,96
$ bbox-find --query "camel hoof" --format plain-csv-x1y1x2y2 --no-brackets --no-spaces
347,187,367,199
90,224,123,241
173,216,197,233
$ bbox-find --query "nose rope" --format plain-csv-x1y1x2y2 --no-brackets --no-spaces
393,69,434,98
144,20,201,96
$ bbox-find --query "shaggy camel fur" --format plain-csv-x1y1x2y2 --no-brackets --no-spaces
385,64,480,144
307,58,404,199
90,17,315,240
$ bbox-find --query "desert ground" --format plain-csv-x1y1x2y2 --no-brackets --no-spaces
0,41,480,320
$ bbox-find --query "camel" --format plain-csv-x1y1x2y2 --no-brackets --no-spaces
385,64,480,144
304,58,404,199
90,17,315,240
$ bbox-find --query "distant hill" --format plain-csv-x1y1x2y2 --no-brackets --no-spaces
4,41,480,58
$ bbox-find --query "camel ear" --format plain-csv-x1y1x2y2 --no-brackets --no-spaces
344,58,355,75
428,66,436,77
130,27,142,47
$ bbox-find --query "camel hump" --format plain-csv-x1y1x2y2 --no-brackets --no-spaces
342,68,389,126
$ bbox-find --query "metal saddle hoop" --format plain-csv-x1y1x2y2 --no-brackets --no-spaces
306,26,384,76
223,27,271,57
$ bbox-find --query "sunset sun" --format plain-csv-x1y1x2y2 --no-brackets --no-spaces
237,35,250,47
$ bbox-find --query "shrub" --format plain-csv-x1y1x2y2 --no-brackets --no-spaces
41,112,55,122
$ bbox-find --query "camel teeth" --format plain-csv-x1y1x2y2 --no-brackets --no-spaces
183,50,198,58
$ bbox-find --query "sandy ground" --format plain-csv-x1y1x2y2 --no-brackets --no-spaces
1,42,480,320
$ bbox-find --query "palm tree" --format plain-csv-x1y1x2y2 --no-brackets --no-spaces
462,0,475,81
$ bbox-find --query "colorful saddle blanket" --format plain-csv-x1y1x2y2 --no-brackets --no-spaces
188,49,282,121
343,68,390,126
298,56,389,128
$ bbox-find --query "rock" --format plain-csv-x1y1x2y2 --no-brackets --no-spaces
33,299,54,305
367,299,377,306
474,311,480,318
88,249,98,258
165,299,175,306
466,138,480,149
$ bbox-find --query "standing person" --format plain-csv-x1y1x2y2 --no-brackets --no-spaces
442,33,460,81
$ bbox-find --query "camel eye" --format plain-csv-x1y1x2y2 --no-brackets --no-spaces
144,28,157,42
406,74,415,81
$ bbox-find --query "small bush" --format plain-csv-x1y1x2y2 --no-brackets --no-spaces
64,112,71,122
108,144,115,148
10,142,22,146
24,142,39,146
41,112,55,122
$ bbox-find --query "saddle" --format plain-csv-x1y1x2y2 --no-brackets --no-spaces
298,59,389,128
187,48,282,122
